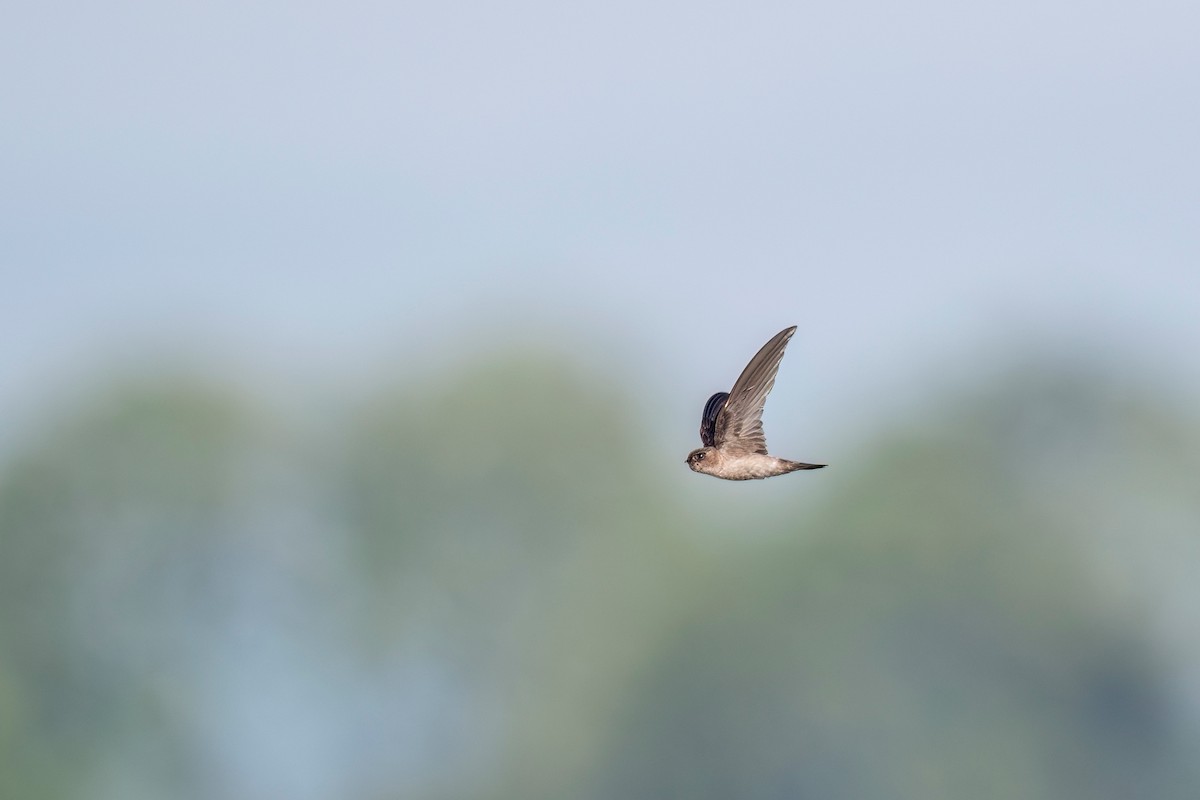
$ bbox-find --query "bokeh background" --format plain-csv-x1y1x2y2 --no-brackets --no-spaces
3,2,1199,798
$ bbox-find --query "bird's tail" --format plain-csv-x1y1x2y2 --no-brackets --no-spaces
782,460,826,472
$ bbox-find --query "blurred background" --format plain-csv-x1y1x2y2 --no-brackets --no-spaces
2,1,1199,798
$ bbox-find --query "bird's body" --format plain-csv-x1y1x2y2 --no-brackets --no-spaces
686,449,817,481
685,326,826,481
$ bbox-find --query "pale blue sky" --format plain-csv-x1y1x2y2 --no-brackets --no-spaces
3,0,1198,451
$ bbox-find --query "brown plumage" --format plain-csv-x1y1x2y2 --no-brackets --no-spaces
685,325,826,480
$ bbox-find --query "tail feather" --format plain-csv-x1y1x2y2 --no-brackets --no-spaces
783,460,826,472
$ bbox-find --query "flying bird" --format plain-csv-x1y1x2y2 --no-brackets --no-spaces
686,325,826,480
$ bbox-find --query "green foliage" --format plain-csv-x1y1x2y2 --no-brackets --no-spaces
0,352,1196,799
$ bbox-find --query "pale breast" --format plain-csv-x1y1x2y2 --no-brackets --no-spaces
713,453,790,481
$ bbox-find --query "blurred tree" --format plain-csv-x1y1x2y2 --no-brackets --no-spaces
0,352,1196,800
585,365,1200,800
334,353,702,798
0,379,278,800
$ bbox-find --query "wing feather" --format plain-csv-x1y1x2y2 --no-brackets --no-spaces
699,391,729,447
714,326,797,455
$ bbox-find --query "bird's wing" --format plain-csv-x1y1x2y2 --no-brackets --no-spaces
699,391,729,446
714,326,797,455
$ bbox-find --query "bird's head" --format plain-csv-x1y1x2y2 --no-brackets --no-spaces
686,447,715,472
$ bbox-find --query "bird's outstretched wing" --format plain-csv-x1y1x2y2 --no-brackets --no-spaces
713,326,797,455
699,391,729,447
